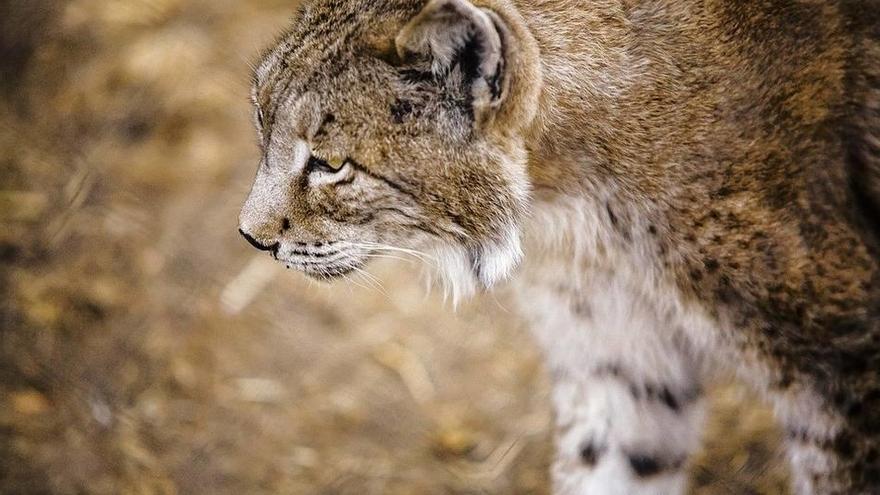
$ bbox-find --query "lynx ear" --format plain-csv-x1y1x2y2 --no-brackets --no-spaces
396,0,508,113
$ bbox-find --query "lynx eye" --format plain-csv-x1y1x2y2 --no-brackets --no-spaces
307,154,347,174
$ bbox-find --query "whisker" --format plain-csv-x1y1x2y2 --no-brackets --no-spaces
340,271,372,294
353,242,437,266
352,241,435,258
352,267,391,299
363,253,418,264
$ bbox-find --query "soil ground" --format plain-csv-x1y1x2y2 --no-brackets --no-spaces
1,1,789,493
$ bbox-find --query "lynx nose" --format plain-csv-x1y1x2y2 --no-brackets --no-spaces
238,229,279,253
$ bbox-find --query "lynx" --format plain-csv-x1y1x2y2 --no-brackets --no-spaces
238,0,880,493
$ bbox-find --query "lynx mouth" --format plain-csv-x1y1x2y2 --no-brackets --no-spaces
297,263,360,281
274,242,368,281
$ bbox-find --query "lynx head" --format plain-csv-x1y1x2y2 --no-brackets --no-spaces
239,0,541,300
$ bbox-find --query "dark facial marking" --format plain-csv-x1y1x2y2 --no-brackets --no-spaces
346,159,419,201
290,248,339,258
314,113,336,138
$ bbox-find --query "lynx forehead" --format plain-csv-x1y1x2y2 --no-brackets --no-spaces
240,0,880,493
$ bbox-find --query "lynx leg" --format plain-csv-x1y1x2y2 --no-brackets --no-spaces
774,391,847,495
772,384,880,494
784,432,841,495
517,272,706,495
549,354,705,495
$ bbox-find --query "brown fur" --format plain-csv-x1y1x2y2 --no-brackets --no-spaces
240,1,880,492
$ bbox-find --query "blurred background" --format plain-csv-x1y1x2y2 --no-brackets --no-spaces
1,1,789,493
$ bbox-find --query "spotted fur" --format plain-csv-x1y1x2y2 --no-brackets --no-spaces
239,1,880,493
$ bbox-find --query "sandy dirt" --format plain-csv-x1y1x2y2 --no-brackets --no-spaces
1,1,789,493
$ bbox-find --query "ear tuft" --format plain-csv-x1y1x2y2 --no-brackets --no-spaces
395,0,508,114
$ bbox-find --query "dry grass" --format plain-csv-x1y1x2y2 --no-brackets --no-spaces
1,1,788,493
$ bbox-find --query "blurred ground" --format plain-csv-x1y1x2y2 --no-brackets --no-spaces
0,1,789,494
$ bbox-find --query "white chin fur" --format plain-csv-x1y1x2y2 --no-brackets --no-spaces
426,224,523,306
474,224,523,288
